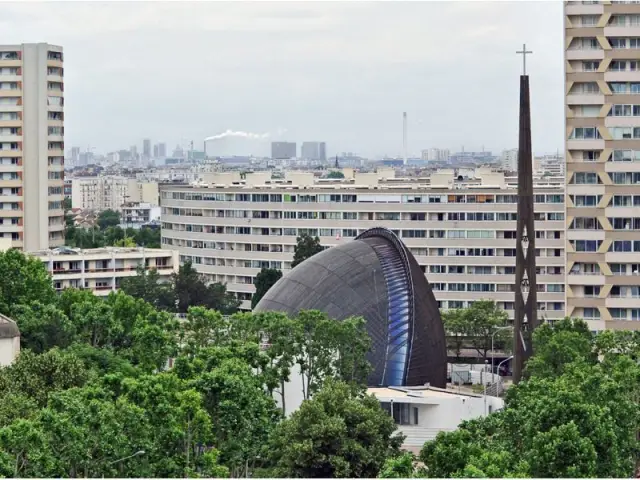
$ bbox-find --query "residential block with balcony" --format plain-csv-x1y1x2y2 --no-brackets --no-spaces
0,43,65,251
31,246,179,296
160,169,566,314
565,0,640,330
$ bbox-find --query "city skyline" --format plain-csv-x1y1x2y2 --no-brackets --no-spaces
4,1,564,157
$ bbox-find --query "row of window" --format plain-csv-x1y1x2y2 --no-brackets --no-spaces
570,172,640,187
571,240,640,252
164,236,563,258
429,283,565,293
162,191,565,205
572,150,640,163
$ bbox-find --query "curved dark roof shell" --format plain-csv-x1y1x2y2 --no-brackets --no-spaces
254,227,447,388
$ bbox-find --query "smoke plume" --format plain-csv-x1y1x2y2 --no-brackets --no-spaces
204,130,270,141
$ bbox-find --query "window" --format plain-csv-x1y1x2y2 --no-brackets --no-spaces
571,127,602,139
573,240,600,252
583,151,600,161
572,195,600,207
572,172,599,184
572,82,599,94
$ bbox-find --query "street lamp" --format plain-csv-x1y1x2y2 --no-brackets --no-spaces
104,450,145,478
108,450,145,466
491,326,513,384
498,356,514,379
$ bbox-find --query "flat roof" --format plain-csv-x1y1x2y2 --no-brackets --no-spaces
31,246,173,256
368,385,482,401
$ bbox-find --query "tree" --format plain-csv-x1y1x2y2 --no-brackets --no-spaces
11,302,75,353
97,209,121,230
193,358,280,477
251,268,282,309
0,249,56,318
120,265,176,311
292,310,371,400
378,453,419,478
268,379,403,478
0,349,89,407
419,320,640,478
173,261,239,314
327,171,345,179
441,300,510,364
291,233,323,268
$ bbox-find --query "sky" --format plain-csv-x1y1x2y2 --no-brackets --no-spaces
3,1,565,158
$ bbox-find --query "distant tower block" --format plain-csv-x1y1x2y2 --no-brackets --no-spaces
513,44,538,384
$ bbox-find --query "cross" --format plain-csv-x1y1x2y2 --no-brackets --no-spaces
516,43,533,75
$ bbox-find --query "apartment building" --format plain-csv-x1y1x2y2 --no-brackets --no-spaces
31,246,178,295
160,169,566,315
0,43,65,251
121,202,161,228
71,177,158,211
565,0,640,329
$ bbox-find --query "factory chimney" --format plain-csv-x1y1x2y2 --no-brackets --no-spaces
403,112,408,166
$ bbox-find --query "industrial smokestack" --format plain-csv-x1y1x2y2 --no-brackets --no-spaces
403,112,408,166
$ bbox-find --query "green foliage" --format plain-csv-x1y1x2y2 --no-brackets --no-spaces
327,171,345,179
291,233,323,268
97,209,120,230
172,261,240,314
268,379,403,478
0,249,55,318
121,261,240,315
0,250,394,478
378,452,418,478
66,224,161,249
419,319,640,478
251,268,282,309
441,300,510,362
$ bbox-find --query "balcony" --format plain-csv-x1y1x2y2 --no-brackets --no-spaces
566,48,604,61
566,93,605,105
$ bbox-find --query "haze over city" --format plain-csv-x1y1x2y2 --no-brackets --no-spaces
3,1,564,156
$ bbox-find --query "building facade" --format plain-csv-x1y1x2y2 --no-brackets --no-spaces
71,177,159,211
160,170,566,316
31,246,178,295
121,202,161,227
271,142,296,159
565,0,640,329
301,141,327,161
500,149,519,172
0,43,65,251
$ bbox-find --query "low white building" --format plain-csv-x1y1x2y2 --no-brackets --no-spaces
31,246,179,295
369,386,505,454
0,314,20,366
121,202,161,228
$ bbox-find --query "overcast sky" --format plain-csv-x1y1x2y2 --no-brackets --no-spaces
4,1,564,158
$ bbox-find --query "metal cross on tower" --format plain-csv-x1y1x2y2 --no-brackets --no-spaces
516,43,533,76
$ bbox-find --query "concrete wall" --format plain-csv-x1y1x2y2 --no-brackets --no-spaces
0,336,19,367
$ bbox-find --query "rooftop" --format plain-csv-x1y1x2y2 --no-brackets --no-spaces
31,246,171,257
368,385,484,402
161,168,563,192
0,313,19,339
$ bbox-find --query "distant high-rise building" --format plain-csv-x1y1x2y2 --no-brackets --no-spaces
421,148,451,162
0,43,65,251
153,144,159,158
158,143,166,158
143,139,151,158
70,146,80,166
500,149,518,172
301,141,326,161
271,141,296,159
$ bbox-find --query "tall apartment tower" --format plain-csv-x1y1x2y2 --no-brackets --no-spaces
565,1,640,329
0,43,65,251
